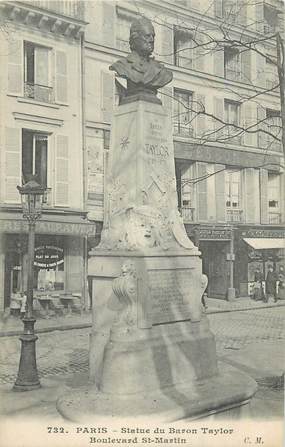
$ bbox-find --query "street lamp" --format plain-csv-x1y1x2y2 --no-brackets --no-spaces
13,177,45,391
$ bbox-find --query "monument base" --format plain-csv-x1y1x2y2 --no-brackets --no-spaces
57,361,257,423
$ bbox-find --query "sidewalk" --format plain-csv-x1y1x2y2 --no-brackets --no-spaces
1,296,285,337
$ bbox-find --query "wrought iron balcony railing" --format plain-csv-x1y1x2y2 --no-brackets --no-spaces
269,212,281,224
24,82,54,103
226,208,243,222
179,206,195,222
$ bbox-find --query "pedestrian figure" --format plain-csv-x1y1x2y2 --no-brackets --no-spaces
252,267,264,301
265,265,278,303
277,266,285,300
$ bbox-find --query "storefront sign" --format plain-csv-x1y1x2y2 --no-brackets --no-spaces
241,229,285,238
198,228,232,240
34,245,64,268
0,219,96,236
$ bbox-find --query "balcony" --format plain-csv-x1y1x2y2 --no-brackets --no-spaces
179,206,195,222
269,212,281,224
225,68,242,82
24,82,54,104
226,209,243,222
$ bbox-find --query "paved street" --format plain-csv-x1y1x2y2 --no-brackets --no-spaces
0,306,284,421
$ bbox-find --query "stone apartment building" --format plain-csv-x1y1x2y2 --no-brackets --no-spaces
83,0,285,299
0,0,93,314
0,0,284,315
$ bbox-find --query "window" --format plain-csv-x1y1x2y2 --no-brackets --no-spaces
266,109,282,151
224,48,241,81
34,236,65,292
215,0,247,25
268,173,281,224
22,129,48,188
116,13,132,52
264,4,279,34
174,28,195,69
225,170,241,208
173,89,194,136
224,100,241,144
266,56,278,89
24,41,53,103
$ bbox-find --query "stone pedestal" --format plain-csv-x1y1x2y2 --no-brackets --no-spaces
57,99,257,422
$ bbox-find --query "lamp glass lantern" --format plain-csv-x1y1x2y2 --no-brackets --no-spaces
17,178,45,219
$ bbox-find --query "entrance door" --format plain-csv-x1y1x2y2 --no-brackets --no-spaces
200,241,229,299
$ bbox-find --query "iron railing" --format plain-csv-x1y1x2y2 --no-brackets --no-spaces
24,82,54,103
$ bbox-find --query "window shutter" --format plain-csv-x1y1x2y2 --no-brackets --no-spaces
243,103,255,146
213,48,224,77
55,50,67,103
195,35,205,72
5,127,21,203
55,135,69,206
255,2,264,33
244,168,256,223
161,86,173,118
196,162,207,221
213,97,224,141
260,169,268,224
256,53,266,88
195,94,205,138
103,1,115,47
215,164,226,222
239,0,247,25
257,106,267,148
35,46,49,86
161,23,173,65
214,0,223,17
241,50,251,84
8,40,23,96
102,71,114,124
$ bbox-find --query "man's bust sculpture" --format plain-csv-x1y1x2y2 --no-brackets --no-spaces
110,17,173,101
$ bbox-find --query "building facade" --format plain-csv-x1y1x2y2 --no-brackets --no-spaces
0,1,94,314
83,0,285,299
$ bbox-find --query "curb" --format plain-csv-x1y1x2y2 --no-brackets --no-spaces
1,302,285,337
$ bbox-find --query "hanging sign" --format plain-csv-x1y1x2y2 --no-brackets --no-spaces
34,245,64,268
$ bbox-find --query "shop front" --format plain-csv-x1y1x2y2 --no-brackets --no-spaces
0,212,96,317
186,226,233,299
235,228,285,296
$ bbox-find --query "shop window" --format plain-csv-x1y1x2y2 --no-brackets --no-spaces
224,100,241,144
173,89,194,136
224,48,241,81
268,173,281,224
174,27,195,69
34,243,65,291
22,129,48,187
24,41,53,103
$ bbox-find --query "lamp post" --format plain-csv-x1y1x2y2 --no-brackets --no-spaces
13,177,45,391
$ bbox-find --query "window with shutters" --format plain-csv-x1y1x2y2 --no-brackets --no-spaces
266,109,282,152
224,100,242,144
216,0,247,25
22,129,48,189
268,173,281,224
116,12,132,52
24,41,53,103
224,48,241,82
173,89,194,136
225,169,242,222
174,28,195,70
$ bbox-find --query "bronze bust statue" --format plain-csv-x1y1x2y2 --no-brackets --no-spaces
110,17,173,101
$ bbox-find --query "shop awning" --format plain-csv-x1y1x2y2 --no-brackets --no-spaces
243,238,285,250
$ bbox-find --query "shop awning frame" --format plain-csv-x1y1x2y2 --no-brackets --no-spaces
243,238,285,250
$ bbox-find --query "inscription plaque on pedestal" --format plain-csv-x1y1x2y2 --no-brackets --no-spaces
148,269,195,325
